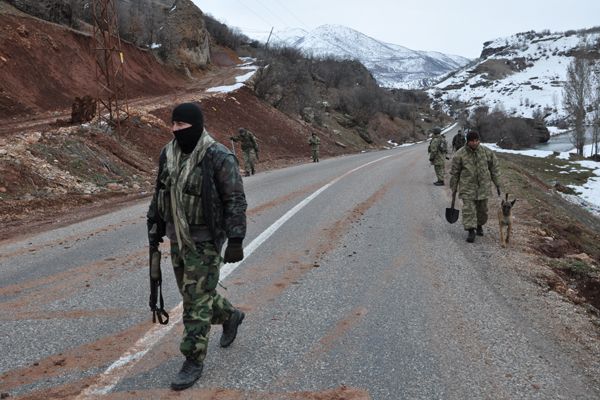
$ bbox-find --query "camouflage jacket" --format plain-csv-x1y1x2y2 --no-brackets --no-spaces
231,130,258,153
452,133,466,150
147,141,247,252
308,135,320,149
449,144,501,200
428,134,447,164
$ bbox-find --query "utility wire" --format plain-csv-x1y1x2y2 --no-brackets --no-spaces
272,2,310,30
232,0,277,29
253,0,295,28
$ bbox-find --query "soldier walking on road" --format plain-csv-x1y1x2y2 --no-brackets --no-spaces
147,103,247,391
428,127,448,186
449,130,502,243
230,127,259,176
452,129,466,152
308,131,320,162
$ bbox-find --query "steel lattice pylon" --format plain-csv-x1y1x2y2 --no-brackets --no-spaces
92,0,129,132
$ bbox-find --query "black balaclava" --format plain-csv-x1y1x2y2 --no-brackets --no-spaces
171,103,204,154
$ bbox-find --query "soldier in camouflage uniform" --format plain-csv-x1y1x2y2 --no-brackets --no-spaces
452,129,466,152
147,103,247,390
230,127,259,176
308,132,320,162
428,127,448,186
449,130,502,243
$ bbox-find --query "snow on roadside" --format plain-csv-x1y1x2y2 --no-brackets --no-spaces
206,59,258,94
487,143,600,216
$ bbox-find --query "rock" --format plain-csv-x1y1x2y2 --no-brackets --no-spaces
106,183,123,191
16,24,29,37
554,182,576,195
565,253,595,264
8,1,73,26
537,239,571,258
301,107,315,123
498,117,550,149
155,0,210,69
0,187,6,193
24,132,42,144
70,95,96,123
357,127,373,144
334,114,357,128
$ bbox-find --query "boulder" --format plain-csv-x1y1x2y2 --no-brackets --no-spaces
357,127,373,144
7,0,73,26
71,96,96,124
156,0,210,69
301,107,315,123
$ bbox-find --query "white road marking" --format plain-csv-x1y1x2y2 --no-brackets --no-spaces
76,153,396,398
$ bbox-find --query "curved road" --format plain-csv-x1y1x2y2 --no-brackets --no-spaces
1,131,598,399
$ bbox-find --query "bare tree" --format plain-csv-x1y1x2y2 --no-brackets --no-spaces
563,56,592,156
592,80,600,157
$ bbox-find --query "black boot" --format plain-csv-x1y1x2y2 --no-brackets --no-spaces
433,180,444,186
466,229,476,243
476,225,484,236
220,309,245,348
171,358,203,391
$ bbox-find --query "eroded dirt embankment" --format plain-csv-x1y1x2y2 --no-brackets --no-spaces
0,9,189,119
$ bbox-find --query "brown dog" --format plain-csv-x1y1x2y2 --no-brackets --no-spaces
498,194,516,247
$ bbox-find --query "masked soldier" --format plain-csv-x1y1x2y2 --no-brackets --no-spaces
308,132,320,162
230,127,259,176
428,127,448,186
450,130,502,243
147,103,247,390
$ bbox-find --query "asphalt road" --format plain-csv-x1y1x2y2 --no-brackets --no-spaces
1,130,598,399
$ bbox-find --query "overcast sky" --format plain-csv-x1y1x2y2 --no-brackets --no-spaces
192,0,600,58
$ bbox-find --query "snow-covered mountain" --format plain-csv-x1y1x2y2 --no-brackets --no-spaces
264,25,470,89
429,27,600,126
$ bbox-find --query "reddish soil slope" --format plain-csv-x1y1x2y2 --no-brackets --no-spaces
0,11,188,118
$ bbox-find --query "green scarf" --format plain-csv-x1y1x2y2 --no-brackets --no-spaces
165,129,216,255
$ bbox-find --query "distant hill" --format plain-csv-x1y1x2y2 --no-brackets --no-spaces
429,27,600,127
262,24,470,89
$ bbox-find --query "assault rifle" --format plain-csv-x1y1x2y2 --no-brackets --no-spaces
149,244,169,325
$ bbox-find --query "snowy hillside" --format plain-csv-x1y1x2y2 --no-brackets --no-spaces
265,25,470,89
429,28,600,127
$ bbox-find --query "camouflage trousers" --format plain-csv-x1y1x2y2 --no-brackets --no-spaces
433,161,445,182
311,149,319,162
242,149,257,175
462,198,488,230
171,241,235,363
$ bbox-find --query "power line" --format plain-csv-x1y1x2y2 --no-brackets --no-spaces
272,2,310,30
253,0,295,28
232,0,277,28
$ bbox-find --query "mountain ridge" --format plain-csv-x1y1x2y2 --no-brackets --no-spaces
429,27,600,127
258,24,470,89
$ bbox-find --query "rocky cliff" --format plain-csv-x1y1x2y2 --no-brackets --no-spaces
5,0,211,71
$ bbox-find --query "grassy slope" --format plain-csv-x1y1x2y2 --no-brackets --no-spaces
498,153,600,310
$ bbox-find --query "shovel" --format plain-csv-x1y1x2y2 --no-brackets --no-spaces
446,192,460,224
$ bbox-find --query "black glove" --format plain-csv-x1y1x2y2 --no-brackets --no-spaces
223,238,244,263
147,222,164,248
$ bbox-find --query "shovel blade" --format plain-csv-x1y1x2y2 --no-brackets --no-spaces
445,207,459,224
